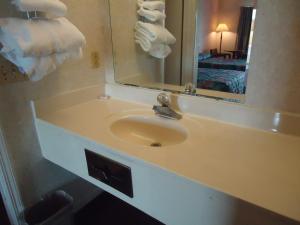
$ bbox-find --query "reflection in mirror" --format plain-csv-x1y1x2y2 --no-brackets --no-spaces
196,0,256,96
109,0,257,102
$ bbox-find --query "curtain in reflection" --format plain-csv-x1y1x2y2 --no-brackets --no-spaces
236,7,253,54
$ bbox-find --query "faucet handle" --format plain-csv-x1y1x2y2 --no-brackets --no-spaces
157,93,170,107
184,83,196,95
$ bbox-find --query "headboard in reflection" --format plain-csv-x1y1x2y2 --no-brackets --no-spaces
109,0,257,102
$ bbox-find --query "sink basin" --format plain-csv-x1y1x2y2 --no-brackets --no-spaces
110,116,187,147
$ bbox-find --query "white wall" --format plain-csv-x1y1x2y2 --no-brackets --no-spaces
243,0,257,7
0,0,107,207
245,0,300,113
197,0,219,53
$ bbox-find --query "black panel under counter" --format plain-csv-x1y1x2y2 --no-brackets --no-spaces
85,149,133,198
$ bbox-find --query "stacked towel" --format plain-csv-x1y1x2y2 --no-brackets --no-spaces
0,18,85,57
135,21,175,59
12,0,67,18
0,17,85,81
135,1,175,59
137,7,166,22
0,0,86,81
148,44,171,59
2,48,82,81
137,0,165,11
135,21,176,45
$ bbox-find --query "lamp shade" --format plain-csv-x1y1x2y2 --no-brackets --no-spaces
216,23,229,32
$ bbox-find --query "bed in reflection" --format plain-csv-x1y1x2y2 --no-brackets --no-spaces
197,53,248,94
198,57,247,71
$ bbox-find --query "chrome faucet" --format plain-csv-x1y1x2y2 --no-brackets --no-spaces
152,93,182,120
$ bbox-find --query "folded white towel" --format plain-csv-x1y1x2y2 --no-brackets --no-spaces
137,7,166,22
12,0,67,18
135,30,171,59
148,44,171,59
135,30,152,51
1,47,83,81
135,21,176,45
137,0,165,11
0,17,86,57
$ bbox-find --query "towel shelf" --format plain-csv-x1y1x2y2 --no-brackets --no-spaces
23,11,42,20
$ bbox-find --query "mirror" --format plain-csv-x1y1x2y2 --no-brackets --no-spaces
109,0,257,102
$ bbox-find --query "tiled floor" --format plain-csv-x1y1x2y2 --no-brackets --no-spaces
74,192,164,225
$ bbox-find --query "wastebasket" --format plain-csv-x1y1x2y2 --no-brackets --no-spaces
24,190,74,225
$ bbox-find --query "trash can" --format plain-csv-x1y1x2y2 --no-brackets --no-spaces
24,190,74,225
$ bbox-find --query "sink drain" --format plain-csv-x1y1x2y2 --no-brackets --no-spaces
150,142,162,147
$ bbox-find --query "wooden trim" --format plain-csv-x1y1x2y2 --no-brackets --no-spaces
0,127,24,225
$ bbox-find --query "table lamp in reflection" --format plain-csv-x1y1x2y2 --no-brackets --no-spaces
216,23,229,53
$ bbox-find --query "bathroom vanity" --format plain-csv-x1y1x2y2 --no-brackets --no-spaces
31,1,300,224
33,86,300,225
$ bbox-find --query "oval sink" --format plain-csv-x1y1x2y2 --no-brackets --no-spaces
110,116,188,147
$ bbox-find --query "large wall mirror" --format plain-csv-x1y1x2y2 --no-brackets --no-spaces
109,0,257,102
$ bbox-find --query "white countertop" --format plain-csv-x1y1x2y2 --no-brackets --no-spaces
37,98,300,222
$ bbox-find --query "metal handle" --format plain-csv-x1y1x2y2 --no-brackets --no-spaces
101,170,109,181
184,83,196,95
157,93,170,107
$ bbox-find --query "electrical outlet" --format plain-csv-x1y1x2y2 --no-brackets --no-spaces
91,51,100,68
